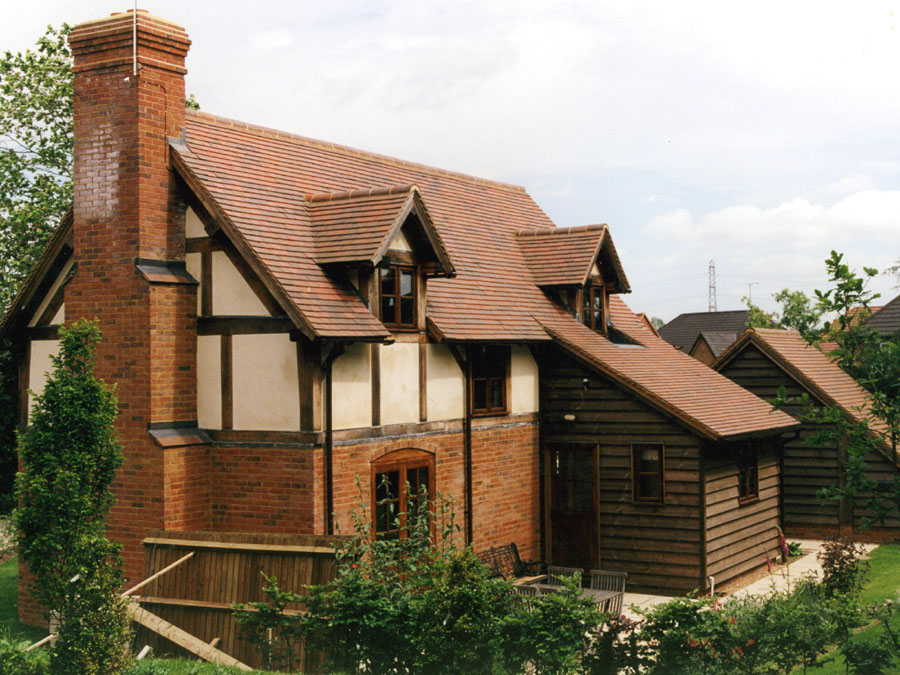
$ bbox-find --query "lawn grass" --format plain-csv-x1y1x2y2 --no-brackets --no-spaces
801,543,900,674
0,556,46,643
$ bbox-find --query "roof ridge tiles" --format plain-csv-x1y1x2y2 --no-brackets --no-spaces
185,109,528,193
305,184,417,203
515,223,608,237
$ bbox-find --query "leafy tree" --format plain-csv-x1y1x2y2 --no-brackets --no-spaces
649,316,665,330
0,24,73,314
742,296,777,329
14,319,131,674
774,251,900,528
772,288,824,335
743,289,823,333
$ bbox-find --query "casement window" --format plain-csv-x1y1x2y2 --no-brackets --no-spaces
372,450,434,539
581,283,607,334
631,443,665,504
380,264,417,329
737,446,759,504
469,345,510,416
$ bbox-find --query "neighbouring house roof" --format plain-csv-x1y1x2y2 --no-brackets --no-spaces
659,310,749,352
691,330,738,359
515,224,629,291
714,327,891,452
868,293,900,335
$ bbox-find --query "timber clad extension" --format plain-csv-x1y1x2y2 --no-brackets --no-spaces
715,328,900,540
1,9,801,626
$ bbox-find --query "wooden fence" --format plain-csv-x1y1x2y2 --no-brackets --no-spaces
132,530,344,670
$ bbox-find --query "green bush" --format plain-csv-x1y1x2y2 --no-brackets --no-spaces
14,320,131,674
818,536,870,597
0,629,50,674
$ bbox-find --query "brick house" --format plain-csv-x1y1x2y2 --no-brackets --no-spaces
0,10,799,621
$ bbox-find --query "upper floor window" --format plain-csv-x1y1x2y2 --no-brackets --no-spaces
372,450,434,539
582,283,607,334
469,345,509,416
380,264,416,329
738,446,759,504
632,443,665,504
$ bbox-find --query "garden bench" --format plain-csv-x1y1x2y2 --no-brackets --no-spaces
475,543,544,581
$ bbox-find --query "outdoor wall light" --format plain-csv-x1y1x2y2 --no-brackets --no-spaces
563,413,577,422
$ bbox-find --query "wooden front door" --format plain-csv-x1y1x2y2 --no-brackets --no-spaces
545,443,599,570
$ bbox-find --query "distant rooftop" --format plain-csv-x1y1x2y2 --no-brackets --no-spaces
659,310,749,352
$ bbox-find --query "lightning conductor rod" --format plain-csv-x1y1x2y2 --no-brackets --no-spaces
708,260,717,312
133,0,138,77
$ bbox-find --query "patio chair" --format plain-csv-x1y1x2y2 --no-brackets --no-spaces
589,569,627,615
511,583,540,611
546,565,583,586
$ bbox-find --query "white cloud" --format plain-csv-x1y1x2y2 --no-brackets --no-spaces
248,29,292,55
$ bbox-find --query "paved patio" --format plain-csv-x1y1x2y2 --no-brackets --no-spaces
621,539,880,620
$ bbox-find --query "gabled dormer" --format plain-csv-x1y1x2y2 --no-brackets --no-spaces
516,224,629,336
308,184,455,333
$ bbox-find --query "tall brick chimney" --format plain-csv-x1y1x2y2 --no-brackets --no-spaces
66,10,201,583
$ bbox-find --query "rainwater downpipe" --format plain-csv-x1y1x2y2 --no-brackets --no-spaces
323,343,345,536
464,360,473,546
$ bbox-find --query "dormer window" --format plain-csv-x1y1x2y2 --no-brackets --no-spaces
581,282,608,335
380,263,417,329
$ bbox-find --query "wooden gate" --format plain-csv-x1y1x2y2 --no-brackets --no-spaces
132,530,344,669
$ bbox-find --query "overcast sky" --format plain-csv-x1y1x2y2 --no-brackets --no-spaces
4,1,899,322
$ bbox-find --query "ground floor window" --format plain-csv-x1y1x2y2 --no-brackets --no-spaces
632,443,665,504
371,449,434,538
738,445,759,504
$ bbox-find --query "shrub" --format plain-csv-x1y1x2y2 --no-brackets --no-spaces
14,320,131,674
233,574,305,672
818,536,870,597
0,630,50,674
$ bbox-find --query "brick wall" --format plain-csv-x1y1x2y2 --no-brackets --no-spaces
209,445,319,534
471,422,541,559
164,445,212,531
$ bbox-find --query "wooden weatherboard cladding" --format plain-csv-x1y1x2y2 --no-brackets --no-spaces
538,346,704,594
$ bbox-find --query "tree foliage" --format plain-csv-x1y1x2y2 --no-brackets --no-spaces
14,319,130,674
773,251,900,528
743,289,823,334
0,24,73,314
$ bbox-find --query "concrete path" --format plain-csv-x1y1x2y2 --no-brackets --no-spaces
620,539,879,621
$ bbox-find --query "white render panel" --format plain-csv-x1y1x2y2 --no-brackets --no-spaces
425,343,464,421
197,335,222,430
379,343,419,426
232,333,299,431
51,304,64,325
388,227,413,252
211,250,269,316
332,343,371,430
510,346,539,414
186,252,202,314
28,339,59,422
185,206,207,238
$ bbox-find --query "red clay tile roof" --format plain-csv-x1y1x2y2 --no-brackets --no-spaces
308,184,454,274
168,109,797,440
539,297,798,440
715,328,891,451
515,224,629,291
